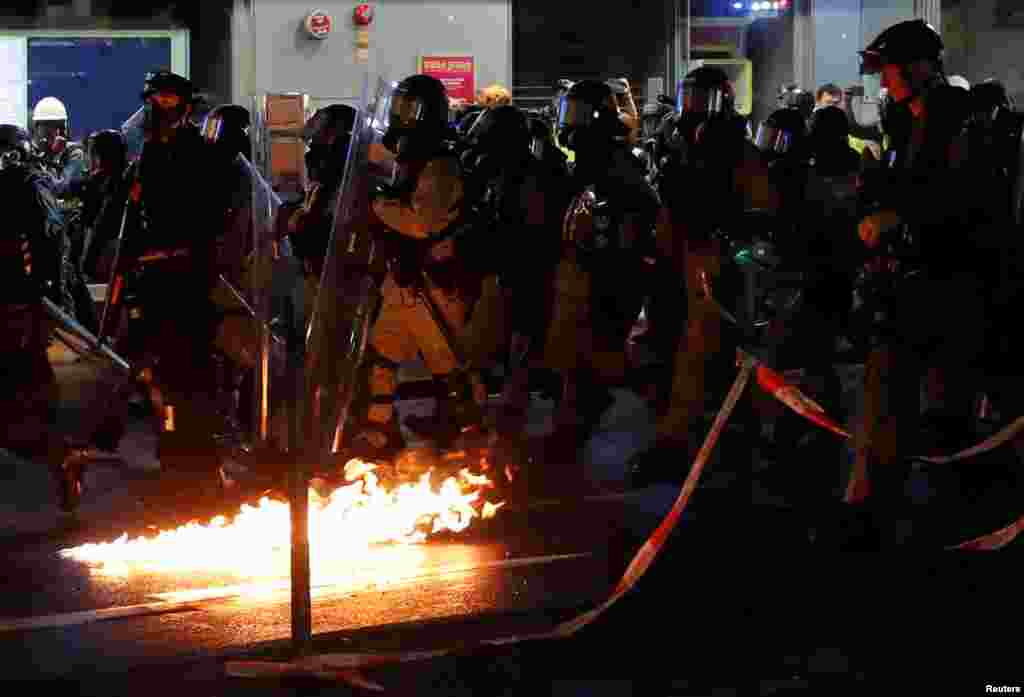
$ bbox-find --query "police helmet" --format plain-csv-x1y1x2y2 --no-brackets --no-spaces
676,66,735,117
202,104,251,159
86,129,127,173
557,79,621,148
755,108,807,157
859,19,944,75
142,70,196,102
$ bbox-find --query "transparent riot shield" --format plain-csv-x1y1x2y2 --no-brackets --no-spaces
304,76,393,461
218,153,285,448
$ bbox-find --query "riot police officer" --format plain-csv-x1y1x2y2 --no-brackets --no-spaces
99,71,241,503
543,79,659,467
287,103,356,281
351,74,483,459
76,130,128,282
630,66,776,484
0,124,78,513
851,20,990,541
455,105,570,447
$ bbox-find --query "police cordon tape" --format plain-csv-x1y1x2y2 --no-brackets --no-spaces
223,356,759,688
701,270,1024,548
744,349,1024,552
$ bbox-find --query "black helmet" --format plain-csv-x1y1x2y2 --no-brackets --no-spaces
381,74,449,158
859,19,944,75
303,103,356,144
808,105,850,145
0,124,33,170
461,105,530,173
202,104,251,159
778,85,815,120
676,66,735,117
465,105,530,155
85,129,127,173
303,103,356,181
557,79,622,149
754,108,807,157
142,70,196,102
389,74,448,130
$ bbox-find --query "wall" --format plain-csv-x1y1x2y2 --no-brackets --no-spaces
813,0,862,91
945,0,1024,103
240,0,510,105
747,15,794,126
512,0,671,108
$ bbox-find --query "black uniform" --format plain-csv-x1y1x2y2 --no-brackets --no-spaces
0,159,68,508
116,123,237,488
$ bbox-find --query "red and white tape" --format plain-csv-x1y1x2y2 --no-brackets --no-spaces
225,357,758,687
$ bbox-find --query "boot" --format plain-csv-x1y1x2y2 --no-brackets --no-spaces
347,416,407,463
403,373,484,451
55,447,87,514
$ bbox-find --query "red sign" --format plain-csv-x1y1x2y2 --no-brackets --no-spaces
305,10,332,39
418,55,475,107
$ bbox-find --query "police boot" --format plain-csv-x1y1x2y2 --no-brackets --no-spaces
404,372,484,451
348,416,407,463
54,446,87,514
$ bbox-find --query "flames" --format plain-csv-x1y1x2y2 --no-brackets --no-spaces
59,458,505,582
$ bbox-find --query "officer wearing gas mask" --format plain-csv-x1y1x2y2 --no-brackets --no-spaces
288,104,356,282
350,74,484,459
77,130,128,282
630,66,776,485
542,79,659,467
455,105,570,445
0,124,79,513
849,20,990,541
91,70,239,504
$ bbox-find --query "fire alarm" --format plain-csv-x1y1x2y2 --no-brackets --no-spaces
354,4,374,26
305,9,333,39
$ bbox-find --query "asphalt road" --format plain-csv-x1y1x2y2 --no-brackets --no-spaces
4,343,1024,693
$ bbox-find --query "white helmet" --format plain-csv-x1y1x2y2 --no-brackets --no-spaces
32,96,68,123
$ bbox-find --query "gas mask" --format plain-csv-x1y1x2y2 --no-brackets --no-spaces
0,149,24,171
141,92,190,138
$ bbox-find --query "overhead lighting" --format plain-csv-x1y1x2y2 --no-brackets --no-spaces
773,1,779,8
733,2,743,8
751,1,761,9
779,0,788,6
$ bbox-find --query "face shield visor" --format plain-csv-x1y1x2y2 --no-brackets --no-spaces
387,94,427,131
557,94,616,131
676,80,729,117
754,123,798,156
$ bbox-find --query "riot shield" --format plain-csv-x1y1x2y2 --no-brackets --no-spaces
121,106,146,163
304,76,394,460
